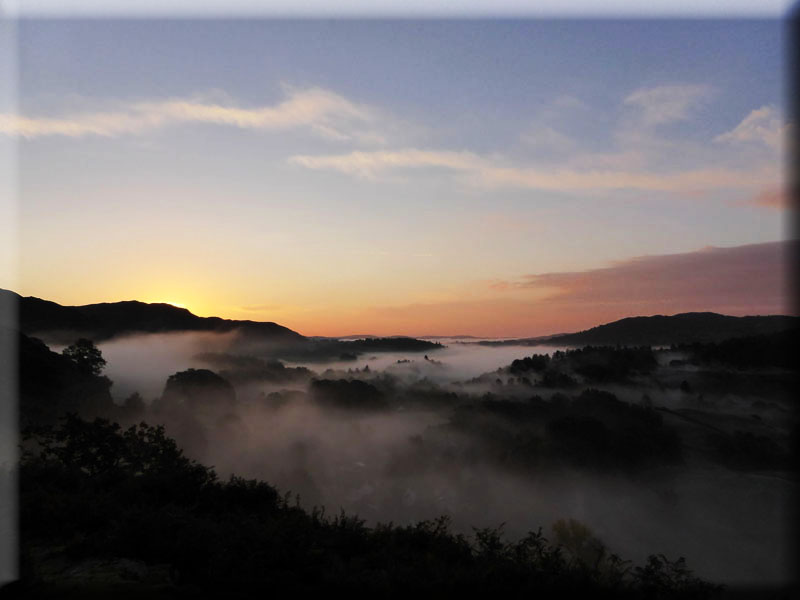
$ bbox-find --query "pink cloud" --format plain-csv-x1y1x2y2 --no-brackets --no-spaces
326,241,795,338
504,240,795,317
745,187,791,210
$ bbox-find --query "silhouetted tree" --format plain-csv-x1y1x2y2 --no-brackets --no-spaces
158,368,236,411
62,338,106,376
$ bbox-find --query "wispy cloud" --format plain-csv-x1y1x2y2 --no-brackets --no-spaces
0,87,384,143
714,105,787,151
289,149,484,178
623,83,714,127
291,85,779,196
290,147,774,194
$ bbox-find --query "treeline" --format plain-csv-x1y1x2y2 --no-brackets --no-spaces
17,333,116,425
263,336,444,362
670,330,797,370
439,388,681,474
12,414,719,598
195,352,313,384
506,346,658,386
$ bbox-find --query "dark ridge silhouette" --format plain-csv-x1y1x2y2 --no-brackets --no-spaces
543,312,799,347
1,288,306,344
1,291,443,361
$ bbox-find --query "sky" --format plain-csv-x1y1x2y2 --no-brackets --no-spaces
1,18,795,336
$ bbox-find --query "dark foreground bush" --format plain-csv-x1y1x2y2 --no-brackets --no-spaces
13,414,720,598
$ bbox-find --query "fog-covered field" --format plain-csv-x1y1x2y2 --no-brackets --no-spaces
97,334,562,401
83,332,798,587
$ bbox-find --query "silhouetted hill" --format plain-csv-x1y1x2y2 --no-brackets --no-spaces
0,288,306,344
545,312,799,347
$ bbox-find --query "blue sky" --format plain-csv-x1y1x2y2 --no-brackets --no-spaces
18,20,785,133
3,18,792,335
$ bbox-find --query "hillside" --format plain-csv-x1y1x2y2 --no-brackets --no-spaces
545,312,799,347
0,288,306,344
0,290,442,359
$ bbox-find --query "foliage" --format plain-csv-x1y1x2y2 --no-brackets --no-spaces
22,413,214,484
447,388,681,474
62,338,107,376
565,346,658,383
673,330,797,370
538,369,578,388
156,368,237,411
510,354,551,374
18,414,718,597
194,352,313,384
277,337,443,362
309,378,388,411
18,333,114,425
633,554,722,599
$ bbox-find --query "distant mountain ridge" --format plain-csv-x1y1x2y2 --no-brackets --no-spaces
0,289,306,344
545,312,799,347
3,290,796,349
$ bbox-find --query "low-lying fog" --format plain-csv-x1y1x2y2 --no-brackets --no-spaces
96,332,240,401
97,333,562,402
91,332,795,587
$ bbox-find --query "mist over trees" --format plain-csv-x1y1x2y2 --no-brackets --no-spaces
5,305,797,596
16,414,720,597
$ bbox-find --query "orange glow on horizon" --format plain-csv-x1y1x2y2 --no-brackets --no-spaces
14,240,793,339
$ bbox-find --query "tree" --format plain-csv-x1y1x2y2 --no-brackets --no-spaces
159,368,236,410
62,338,107,376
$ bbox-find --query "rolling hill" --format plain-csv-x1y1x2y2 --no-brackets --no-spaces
0,288,306,344
544,312,799,347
